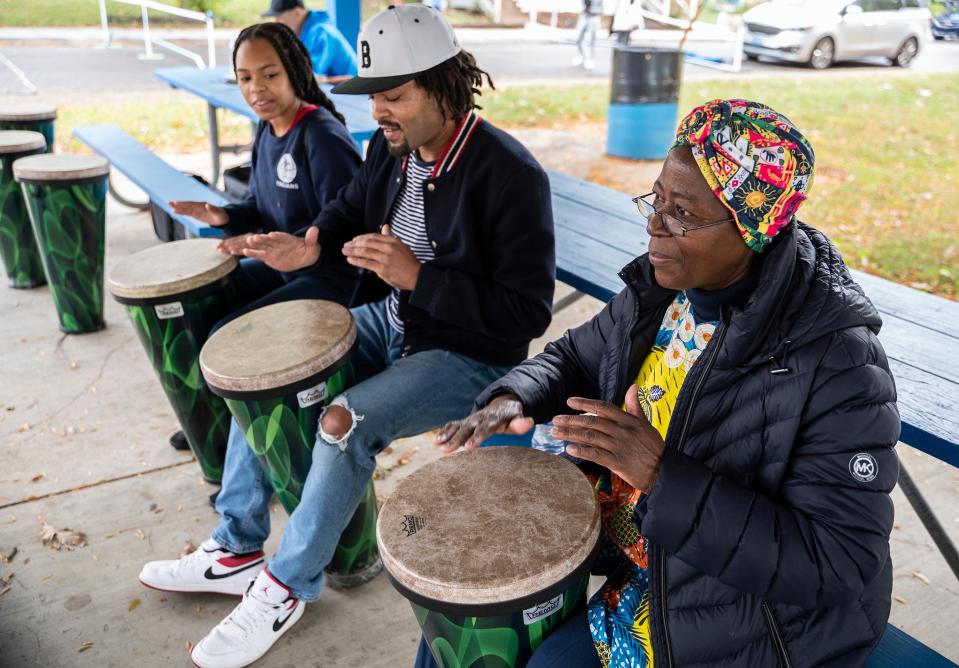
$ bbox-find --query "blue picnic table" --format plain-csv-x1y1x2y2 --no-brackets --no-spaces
154,66,377,185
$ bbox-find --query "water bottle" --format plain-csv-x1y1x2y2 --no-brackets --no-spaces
531,422,582,465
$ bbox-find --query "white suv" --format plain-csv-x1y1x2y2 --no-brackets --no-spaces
742,0,930,69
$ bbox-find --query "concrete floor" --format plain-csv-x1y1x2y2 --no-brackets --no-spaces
0,175,957,665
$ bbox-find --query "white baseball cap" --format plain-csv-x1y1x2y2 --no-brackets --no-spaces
331,4,462,95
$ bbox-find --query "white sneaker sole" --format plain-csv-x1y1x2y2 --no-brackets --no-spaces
191,601,305,668
138,576,251,597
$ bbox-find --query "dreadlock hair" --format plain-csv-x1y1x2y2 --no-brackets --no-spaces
233,22,346,127
414,50,495,124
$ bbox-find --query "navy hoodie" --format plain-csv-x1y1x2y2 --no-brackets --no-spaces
222,105,361,236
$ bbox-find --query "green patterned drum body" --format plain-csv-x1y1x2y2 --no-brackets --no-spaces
0,131,47,288
0,105,57,151
14,154,108,333
378,447,601,668
109,240,239,483
201,299,382,588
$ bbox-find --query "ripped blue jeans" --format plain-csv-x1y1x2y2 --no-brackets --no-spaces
211,299,511,600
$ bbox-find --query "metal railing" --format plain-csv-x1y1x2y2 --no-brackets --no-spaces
97,0,216,69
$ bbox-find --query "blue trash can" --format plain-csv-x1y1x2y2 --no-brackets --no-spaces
607,47,683,160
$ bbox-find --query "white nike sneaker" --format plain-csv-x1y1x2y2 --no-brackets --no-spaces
192,569,305,668
138,538,265,596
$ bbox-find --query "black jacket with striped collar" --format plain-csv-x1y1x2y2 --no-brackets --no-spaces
302,112,556,367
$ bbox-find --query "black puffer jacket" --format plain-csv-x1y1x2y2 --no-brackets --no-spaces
477,223,900,667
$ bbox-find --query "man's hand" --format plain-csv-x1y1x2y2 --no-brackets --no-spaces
217,234,252,256
169,200,230,227
551,384,665,493
343,224,421,291
242,228,321,272
434,394,533,453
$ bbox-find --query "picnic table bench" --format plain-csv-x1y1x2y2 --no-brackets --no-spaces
546,169,959,667
154,66,378,185
74,124,227,238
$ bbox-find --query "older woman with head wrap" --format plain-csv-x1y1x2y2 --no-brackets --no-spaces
432,99,900,668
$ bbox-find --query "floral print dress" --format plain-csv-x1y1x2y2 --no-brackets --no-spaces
587,292,717,668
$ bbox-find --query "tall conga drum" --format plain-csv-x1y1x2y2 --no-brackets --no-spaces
108,239,238,483
0,131,47,288
378,447,600,668
0,105,57,150
13,154,109,333
199,299,382,589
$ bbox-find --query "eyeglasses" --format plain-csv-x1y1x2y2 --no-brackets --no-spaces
632,192,733,237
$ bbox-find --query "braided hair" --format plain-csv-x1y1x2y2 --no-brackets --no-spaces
233,22,346,126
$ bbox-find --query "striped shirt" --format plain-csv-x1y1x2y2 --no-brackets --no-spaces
386,152,436,333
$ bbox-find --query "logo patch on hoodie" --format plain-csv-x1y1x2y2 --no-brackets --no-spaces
276,153,299,189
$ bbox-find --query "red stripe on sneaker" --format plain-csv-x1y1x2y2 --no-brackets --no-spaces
217,552,264,568
264,568,292,596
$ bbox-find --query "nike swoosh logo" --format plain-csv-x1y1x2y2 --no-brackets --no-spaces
273,602,298,633
203,559,263,580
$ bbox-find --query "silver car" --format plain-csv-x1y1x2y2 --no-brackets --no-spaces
742,0,931,69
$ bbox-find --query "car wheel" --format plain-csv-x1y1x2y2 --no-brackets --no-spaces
893,37,919,67
933,34,943,40
808,37,834,70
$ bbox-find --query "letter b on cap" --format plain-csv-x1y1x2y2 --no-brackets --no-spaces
361,41,371,69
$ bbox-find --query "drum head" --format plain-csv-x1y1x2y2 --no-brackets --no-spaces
13,153,109,183
108,239,237,302
0,105,57,122
0,131,46,155
377,447,600,610
200,299,356,396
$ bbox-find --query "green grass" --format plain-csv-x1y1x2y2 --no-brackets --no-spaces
481,73,959,299
0,0,488,27
54,72,958,299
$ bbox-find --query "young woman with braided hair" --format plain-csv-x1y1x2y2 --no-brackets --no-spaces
170,21,361,327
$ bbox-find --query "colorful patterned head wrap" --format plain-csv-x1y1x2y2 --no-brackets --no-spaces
672,99,815,253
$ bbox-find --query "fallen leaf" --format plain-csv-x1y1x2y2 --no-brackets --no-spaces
911,571,930,585
0,516,15,525
78,641,93,652
0,547,18,563
0,586,10,598
176,505,183,512
16,423,30,433
159,596,168,602
894,595,908,604
30,474,45,483
69,361,80,370
186,641,194,653
128,598,141,611
134,529,146,541
180,539,198,558
383,446,394,455
39,519,87,551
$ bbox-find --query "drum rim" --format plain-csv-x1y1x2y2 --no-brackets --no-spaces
384,536,599,618
12,153,109,183
376,447,602,610
200,299,357,395
0,131,46,155
205,340,356,401
108,240,238,301
0,108,57,122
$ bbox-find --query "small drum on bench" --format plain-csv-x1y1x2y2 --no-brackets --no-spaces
0,131,47,288
199,299,382,589
0,105,57,150
108,239,237,483
13,153,109,333
378,446,600,668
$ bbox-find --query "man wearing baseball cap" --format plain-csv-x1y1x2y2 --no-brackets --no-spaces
263,0,357,80
138,6,555,667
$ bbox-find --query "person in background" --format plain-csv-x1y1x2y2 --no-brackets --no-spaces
263,0,358,81
573,0,601,70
